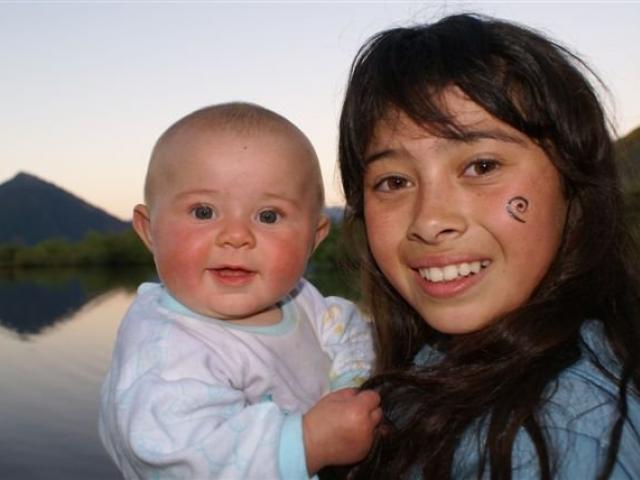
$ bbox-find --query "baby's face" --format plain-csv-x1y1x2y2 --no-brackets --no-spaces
143,127,326,322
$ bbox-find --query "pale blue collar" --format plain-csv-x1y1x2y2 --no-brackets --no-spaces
158,286,296,336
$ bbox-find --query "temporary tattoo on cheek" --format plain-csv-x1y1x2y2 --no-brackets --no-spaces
506,196,529,223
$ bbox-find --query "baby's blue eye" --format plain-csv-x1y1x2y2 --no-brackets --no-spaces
258,210,280,224
192,205,215,220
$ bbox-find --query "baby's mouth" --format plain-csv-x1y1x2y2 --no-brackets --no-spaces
214,267,253,277
209,267,257,285
418,260,490,283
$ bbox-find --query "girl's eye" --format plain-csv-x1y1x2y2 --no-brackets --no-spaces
191,205,215,220
465,159,500,177
375,175,412,192
257,209,280,224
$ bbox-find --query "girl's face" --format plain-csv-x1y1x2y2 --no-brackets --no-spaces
363,88,568,334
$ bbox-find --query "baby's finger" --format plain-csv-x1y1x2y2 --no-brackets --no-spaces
356,389,381,408
370,406,383,424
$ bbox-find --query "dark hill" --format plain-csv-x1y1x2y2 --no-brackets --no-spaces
0,172,130,245
616,126,640,192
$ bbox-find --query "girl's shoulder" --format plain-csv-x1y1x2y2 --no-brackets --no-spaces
536,320,640,476
545,320,639,429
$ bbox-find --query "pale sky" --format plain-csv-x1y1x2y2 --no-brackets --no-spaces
1,1,639,220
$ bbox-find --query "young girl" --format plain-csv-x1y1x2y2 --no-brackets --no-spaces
338,13,640,479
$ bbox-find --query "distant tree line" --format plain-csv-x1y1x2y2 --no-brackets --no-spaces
307,221,360,299
0,229,152,268
625,195,640,243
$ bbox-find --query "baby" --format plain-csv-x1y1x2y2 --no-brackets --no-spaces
99,102,380,479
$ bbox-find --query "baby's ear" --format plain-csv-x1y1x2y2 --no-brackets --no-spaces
132,204,154,252
312,214,331,251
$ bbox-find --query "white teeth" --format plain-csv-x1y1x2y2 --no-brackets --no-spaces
429,267,444,282
458,262,471,276
419,260,490,283
443,265,458,281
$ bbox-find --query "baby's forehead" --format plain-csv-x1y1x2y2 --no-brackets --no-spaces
147,122,324,204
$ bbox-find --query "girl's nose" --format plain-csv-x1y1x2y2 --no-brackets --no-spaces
407,184,467,245
215,218,256,248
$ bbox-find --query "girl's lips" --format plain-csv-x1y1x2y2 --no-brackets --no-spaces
413,260,490,299
418,260,490,282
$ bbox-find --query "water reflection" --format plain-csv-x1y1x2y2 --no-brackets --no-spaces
0,267,156,340
0,267,156,480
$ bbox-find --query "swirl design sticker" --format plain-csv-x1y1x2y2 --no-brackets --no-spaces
506,196,529,223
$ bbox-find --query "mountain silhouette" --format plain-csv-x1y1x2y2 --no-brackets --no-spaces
0,172,130,245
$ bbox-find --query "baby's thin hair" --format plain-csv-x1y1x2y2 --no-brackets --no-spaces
144,102,324,209
158,102,301,142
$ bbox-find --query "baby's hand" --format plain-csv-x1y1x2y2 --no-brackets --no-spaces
303,388,382,475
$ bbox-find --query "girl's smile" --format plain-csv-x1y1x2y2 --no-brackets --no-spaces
413,258,491,298
363,88,568,334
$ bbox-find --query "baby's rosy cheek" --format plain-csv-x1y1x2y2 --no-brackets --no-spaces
270,247,308,278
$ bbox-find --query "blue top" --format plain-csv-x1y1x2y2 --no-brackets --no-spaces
414,320,640,478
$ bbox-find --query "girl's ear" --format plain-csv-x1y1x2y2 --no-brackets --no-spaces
132,204,154,252
312,214,331,252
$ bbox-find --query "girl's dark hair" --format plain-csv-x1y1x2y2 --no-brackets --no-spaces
339,13,640,479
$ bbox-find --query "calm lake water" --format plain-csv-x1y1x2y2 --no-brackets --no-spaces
0,266,353,479
0,267,157,479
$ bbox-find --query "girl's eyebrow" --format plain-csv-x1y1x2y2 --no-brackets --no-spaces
365,149,395,165
365,127,528,164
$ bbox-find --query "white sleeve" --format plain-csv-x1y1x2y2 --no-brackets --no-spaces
99,286,309,480
294,279,375,390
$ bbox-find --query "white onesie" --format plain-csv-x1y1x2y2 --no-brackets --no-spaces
99,279,374,479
